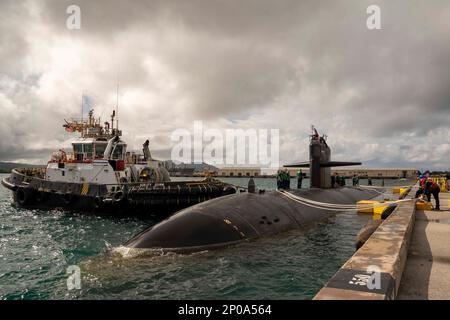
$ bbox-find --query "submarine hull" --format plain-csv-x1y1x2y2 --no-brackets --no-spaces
124,187,379,253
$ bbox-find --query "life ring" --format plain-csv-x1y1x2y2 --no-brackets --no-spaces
15,188,34,206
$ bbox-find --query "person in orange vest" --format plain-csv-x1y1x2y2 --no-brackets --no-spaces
415,174,427,198
420,174,427,187
424,177,440,210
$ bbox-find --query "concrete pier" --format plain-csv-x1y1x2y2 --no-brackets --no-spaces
314,184,450,300
314,189,417,300
397,191,450,300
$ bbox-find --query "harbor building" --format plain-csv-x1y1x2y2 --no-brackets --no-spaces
207,166,418,179
217,167,261,177
285,167,418,178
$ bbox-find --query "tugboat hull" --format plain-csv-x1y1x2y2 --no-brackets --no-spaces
1,169,236,217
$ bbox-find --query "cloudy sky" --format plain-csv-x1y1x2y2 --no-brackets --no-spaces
1,0,449,170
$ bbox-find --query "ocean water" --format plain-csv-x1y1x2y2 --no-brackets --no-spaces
0,174,409,300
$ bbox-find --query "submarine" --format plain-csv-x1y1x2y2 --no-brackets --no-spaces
122,127,379,253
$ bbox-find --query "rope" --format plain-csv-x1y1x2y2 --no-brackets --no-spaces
277,189,375,208
356,185,388,195
358,184,414,189
279,190,414,212
276,189,415,212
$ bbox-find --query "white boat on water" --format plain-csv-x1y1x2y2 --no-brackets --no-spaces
1,109,236,217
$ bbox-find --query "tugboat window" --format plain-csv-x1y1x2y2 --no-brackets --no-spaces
73,144,83,155
112,145,124,159
84,144,93,159
94,143,107,158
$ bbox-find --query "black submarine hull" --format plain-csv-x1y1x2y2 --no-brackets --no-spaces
124,187,379,253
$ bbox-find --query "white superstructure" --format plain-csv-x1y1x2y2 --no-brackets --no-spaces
45,109,170,191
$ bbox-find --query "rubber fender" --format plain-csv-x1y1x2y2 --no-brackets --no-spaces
63,192,74,205
381,203,398,219
93,196,103,209
15,187,35,206
35,191,47,203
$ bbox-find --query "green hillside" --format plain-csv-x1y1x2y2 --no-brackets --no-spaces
0,162,44,173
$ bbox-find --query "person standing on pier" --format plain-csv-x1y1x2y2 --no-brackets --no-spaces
415,174,426,198
297,170,303,189
331,172,336,188
284,170,291,189
339,175,346,187
424,177,441,210
277,169,290,189
352,174,359,186
276,170,282,189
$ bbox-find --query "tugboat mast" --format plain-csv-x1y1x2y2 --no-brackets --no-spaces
116,82,119,133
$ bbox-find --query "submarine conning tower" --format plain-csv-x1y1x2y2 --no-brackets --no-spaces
284,126,361,189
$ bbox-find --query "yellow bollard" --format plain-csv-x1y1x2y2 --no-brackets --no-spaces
356,200,378,214
373,212,382,220
442,178,448,192
416,201,433,210
357,200,393,219
373,202,392,215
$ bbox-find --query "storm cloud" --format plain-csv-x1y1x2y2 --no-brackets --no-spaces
1,0,449,170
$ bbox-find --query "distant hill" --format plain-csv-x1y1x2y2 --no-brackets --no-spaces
0,162,44,173
162,160,219,173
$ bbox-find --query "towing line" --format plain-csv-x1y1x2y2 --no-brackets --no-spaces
276,189,414,212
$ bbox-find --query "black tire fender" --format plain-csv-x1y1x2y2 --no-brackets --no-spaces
93,196,103,209
63,193,74,205
15,188,34,206
35,191,47,203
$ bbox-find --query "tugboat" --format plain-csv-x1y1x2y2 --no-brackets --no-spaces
1,109,236,216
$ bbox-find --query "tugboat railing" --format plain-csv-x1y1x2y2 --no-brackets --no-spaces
10,167,228,190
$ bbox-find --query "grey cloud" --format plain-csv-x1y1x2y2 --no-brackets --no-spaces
1,0,450,170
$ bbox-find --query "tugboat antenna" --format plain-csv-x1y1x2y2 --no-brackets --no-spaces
116,82,119,132
81,93,84,137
